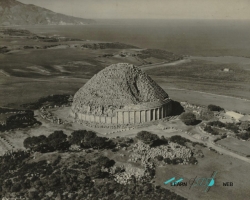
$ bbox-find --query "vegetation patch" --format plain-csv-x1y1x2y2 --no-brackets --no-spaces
21,94,72,110
208,104,224,112
0,129,188,200
137,49,183,61
0,110,41,132
179,112,197,125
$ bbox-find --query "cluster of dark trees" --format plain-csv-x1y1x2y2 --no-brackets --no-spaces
23,131,70,153
237,132,250,140
0,149,187,200
163,157,184,165
199,109,214,120
136,131,168,146
240,121,250,131
169,135,206,148
207,121,225,128
207,121,250,140
69,130,114,149
204,125,219,135
23,130,115,153
21,94,71,110
169,135,191,146
204,121,250,142
136,131,159,146
137,131,202,151
225,123,240,133
137,49,183,61
213,135,227,143
160,156,196,165
0,110,41,132
179,112,197,125
207,104,224,112
188,157,198,164
207,121,239,133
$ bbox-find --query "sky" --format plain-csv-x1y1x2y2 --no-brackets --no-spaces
18,0,250,20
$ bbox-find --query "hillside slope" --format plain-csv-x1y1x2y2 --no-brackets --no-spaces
0,0,94,25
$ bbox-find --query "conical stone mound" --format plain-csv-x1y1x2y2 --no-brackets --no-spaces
72,63,169,116
71,63,172,127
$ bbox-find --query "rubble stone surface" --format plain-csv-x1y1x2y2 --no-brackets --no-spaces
72,63,169,116
71,63,172,127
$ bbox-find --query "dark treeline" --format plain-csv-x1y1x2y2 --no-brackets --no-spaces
21,94,71,110
0,129,188,199
0,110,41,132
23,130,115,153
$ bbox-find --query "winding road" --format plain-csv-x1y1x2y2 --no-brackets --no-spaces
190,126,250,164
140,58,191,70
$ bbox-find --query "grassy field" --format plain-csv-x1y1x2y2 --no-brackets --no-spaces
147,58,250,101
155,145,250,200
217,137,250,155
163,88,250,114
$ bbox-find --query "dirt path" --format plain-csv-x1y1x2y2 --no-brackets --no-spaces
190,126,250,164
103,123,250,164
140,58,191,70
0,136,14,155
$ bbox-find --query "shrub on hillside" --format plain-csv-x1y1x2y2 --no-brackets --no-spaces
207,104,224,112
47,130,68,150
179,112,197,125
199,109,214,120
240,121,250,131
238,132,250,140
136,131,160,146
225,123,239,133
155,155,163,161
204,125,219,135
23,135,47,149
96,156,115,168
23,131,70,152
69,130,88,145
21,94,71,110
69,130,111,149
169,135,190,146
189,157,198,164
163,158,172,164
0,110,41,132
207,121,225,128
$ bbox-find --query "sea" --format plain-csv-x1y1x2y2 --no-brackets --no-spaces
22,19,250,57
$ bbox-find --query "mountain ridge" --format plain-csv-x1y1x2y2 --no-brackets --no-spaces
0,0,94,26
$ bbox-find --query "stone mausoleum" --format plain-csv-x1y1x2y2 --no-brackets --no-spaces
70,63,172,126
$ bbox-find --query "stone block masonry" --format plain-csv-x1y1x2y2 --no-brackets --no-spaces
70,99,172,126
70,63,173,128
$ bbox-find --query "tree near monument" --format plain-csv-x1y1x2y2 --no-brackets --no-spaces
179,112,197,125
207,104,224,112
136,131,160,146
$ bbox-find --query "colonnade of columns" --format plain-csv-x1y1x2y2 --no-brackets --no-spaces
72,101,172,125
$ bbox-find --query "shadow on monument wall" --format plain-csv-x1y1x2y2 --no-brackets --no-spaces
171,100,184,116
